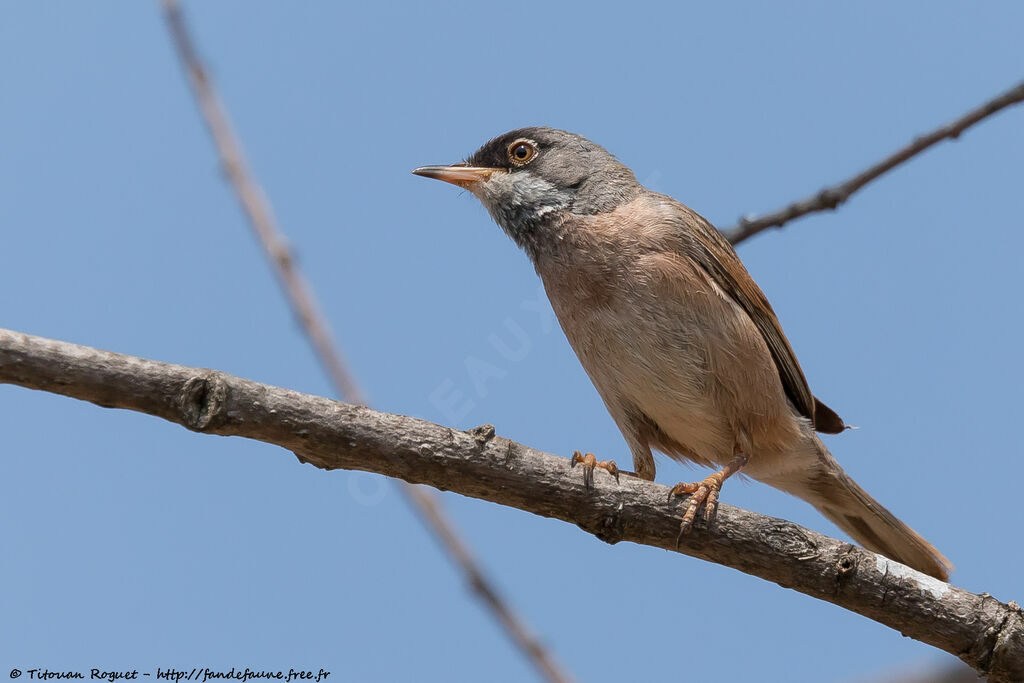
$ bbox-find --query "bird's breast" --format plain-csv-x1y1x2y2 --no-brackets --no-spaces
537,243,804,467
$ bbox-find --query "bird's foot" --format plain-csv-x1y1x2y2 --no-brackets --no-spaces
571,450,620,488
668,474,725,540
668,453,748,545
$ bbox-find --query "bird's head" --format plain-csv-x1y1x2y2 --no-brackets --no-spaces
413,127,640,256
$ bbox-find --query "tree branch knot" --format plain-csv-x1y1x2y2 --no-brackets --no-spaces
179,372,229,431
469,423,496,445
757,520,820,561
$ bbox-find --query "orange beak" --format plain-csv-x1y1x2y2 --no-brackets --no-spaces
412,164,503,189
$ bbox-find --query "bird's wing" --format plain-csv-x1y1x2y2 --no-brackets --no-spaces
670,201,845,434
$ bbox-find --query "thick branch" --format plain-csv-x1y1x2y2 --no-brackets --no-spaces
2,327,1022,681
724,79,1024,244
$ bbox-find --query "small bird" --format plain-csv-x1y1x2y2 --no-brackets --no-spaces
413,127,952,580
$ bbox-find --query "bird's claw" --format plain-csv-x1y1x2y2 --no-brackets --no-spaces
571,450,619,488
668,473,725,546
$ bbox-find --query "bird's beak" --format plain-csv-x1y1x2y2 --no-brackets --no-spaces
412,164,503,189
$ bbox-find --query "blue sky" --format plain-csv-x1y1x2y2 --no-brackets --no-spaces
2,3,1022,681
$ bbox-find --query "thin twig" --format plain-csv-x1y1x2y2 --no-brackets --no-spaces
404,486,568,679
159,3,571,682
161,0,361,404
2,328,1022,682
724,79,1024,244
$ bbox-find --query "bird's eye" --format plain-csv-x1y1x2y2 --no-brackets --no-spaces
507,139,538,166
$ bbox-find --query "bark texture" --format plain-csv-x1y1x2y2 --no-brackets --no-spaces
1,328,1021,680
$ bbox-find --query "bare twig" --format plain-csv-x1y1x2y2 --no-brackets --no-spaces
403,485,568,679
159,3,570,681
3,328,1022,682
161,0,361,404
724,79,1024,244
867,661,978,683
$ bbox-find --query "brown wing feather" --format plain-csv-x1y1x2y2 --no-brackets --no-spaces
812,397,845,434
667,200,844,433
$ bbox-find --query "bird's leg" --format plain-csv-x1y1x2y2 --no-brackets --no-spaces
668,452,748,543
571,450,621,488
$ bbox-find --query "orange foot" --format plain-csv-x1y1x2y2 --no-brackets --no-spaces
668,453,748,544
571,450,620,488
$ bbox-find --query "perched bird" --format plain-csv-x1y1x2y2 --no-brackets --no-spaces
413,127,952,580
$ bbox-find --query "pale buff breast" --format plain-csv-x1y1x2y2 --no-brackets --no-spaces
537,205,808,472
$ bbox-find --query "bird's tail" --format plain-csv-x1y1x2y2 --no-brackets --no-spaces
773,437,953,581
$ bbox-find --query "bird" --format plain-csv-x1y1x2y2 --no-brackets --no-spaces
413,127,952,580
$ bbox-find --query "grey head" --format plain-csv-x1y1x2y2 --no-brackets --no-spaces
413,127,641,259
